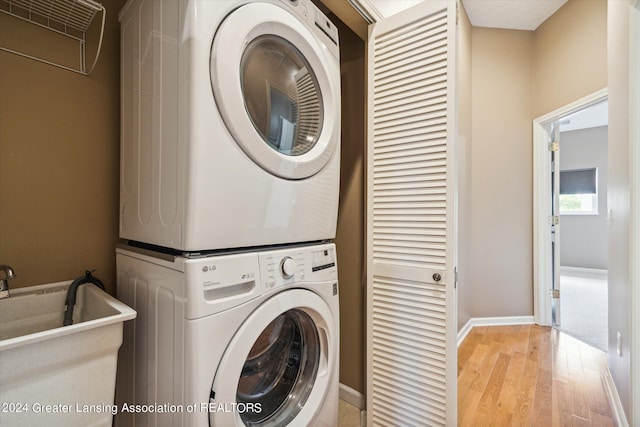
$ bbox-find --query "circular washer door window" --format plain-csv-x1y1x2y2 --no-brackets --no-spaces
211,3,340,180
209,289,336,426
237,309,319,425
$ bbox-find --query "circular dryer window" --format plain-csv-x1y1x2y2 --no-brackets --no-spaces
236,309,320,426
210,2,340,180
241,35,323,157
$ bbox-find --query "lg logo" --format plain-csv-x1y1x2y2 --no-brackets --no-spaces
202,265,217,273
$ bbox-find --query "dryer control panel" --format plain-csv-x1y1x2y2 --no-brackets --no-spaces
258,243,337,290
280,0,339,50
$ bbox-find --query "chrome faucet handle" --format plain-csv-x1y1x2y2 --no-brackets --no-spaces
0,265,16,299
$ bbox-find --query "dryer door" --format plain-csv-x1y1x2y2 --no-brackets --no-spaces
209,289,337,426
210,2,340,180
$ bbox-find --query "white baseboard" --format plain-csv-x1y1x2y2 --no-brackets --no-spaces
457,319,474,347
603,368,630,427
560,266,608,280
339,383,365,409
457,316,535,347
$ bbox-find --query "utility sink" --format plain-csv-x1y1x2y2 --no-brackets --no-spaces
0,281,136,427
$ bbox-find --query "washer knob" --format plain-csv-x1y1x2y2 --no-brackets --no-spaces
280,257,296,279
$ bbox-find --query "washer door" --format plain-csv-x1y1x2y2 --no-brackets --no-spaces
210,3,339,180
209,289,336,426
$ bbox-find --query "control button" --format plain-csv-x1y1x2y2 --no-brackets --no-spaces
300,272,305,280
268,278,276,288
280,257,296,279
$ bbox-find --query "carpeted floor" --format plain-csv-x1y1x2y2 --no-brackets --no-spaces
558,272,608,352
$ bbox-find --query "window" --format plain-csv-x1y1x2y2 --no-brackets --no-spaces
559,168,598,215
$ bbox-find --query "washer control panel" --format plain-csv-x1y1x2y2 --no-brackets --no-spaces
258,243,337,290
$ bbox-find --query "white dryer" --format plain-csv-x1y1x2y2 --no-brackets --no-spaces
115,242,339,427
119,0,341,251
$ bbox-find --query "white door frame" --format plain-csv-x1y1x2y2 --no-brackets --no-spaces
629,0,639,421
532,88,608,326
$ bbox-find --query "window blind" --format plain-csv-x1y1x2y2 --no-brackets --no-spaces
559,168,597,194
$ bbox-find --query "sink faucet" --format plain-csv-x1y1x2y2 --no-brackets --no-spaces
0,265,16,299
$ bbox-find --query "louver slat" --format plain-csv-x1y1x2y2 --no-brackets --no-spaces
368,1,455,426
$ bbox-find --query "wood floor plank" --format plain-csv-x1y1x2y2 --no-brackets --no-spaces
459,329,483,372
476,352,511,417
537,328,553,371
583,369,613,418
496,350,527,413
552,347,570,382
570,373,592,420
565,341,585,375
579,340,598,372
470,341,503,393
571,415,592,427
458,360,480,404
590,410,615,427
491,407,513,426
501,325,523,356
513,324,532,354
531,367,552,426
511,357,538,424
552,378,573,427
458,389,483,426
468,342,491,366
527,325,545,362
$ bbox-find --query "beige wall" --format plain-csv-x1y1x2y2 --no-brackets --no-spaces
607,0,632,419
533,0,607,117
457,3,473,330
0,0,125,294
333,17,367,394
469,27,535,319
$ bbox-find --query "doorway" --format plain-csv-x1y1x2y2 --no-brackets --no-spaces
549,101,609,352
532,88,608,333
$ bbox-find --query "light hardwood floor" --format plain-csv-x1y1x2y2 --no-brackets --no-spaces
458,324,615,426
339,399,361,426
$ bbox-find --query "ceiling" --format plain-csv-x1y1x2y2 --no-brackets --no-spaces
350,0,568,31
462,0,568,31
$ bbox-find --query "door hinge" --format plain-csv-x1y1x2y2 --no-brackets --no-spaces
456,1,459,25
548,142,559,152
454,267,458,289
548,289,560,298
549,215,559,225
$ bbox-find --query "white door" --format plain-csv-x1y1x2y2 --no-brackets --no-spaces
366,1,458,425
550,123,562,326
209,289,336,426
210,2,340,180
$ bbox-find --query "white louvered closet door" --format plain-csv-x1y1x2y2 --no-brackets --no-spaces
366,1,458,426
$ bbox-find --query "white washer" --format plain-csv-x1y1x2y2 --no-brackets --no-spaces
119,0,341,251
115,243,339,427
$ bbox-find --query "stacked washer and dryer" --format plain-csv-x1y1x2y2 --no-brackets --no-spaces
115,1,341,426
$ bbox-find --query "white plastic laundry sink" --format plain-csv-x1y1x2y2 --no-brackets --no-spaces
0,281,136,427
